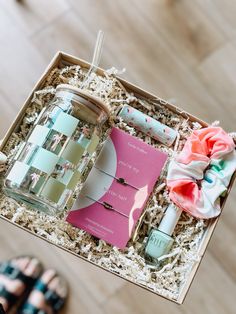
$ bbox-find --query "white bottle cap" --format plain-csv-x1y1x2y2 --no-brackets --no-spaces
158,204,182,236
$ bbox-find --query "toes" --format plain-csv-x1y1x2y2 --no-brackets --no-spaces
0,257,42,312
48,276,67,299
21,271,67,314
10,256,42,278
11,256,31,272
47,276,59,291
24,270,57,314
0,296,8,311
40,269,57,285
25,290,52,314
24,258,42,278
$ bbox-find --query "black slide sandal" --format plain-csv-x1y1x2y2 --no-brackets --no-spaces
19,270,67,314
0,304,5,314
0,256,42,312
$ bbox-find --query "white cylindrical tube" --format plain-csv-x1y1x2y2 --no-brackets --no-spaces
158,204,182,236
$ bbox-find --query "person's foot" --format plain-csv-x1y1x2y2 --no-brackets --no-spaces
0,256,42,312
18,269,67,314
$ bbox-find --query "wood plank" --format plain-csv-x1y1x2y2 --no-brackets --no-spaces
1,0,70,37
131,0,226,65
0,9,46,109
0,93,16,139
196,41,236,130
208,188,236,282
182,253,236,314
102,282,184,314
196,0,236,39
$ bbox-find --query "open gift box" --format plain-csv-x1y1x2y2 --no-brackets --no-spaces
0,51,235,304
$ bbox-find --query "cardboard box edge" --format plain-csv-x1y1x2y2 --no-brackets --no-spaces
1,51,235,304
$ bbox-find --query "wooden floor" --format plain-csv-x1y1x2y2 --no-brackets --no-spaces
0,0,236,313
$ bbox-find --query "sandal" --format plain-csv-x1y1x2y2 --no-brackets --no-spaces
0,256,42,312
0,304,5,314
18,269,67,314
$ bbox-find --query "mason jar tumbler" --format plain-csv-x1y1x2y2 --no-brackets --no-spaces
4,84,111,215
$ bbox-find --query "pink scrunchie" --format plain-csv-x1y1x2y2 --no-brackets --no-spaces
167,127,236,219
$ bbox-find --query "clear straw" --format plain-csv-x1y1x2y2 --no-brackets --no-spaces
80,30,105,89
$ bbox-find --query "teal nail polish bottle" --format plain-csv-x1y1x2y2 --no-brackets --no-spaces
145,204,182,265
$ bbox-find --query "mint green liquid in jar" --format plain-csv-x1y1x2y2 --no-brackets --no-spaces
4,84,110,215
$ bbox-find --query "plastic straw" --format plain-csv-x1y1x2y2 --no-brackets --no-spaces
80,30,105,89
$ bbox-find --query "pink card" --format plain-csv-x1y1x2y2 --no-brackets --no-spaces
66,127,168,249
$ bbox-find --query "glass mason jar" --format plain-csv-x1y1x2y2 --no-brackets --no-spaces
4,84,110,215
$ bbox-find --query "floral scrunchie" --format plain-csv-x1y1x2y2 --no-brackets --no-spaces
167,127,236,219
